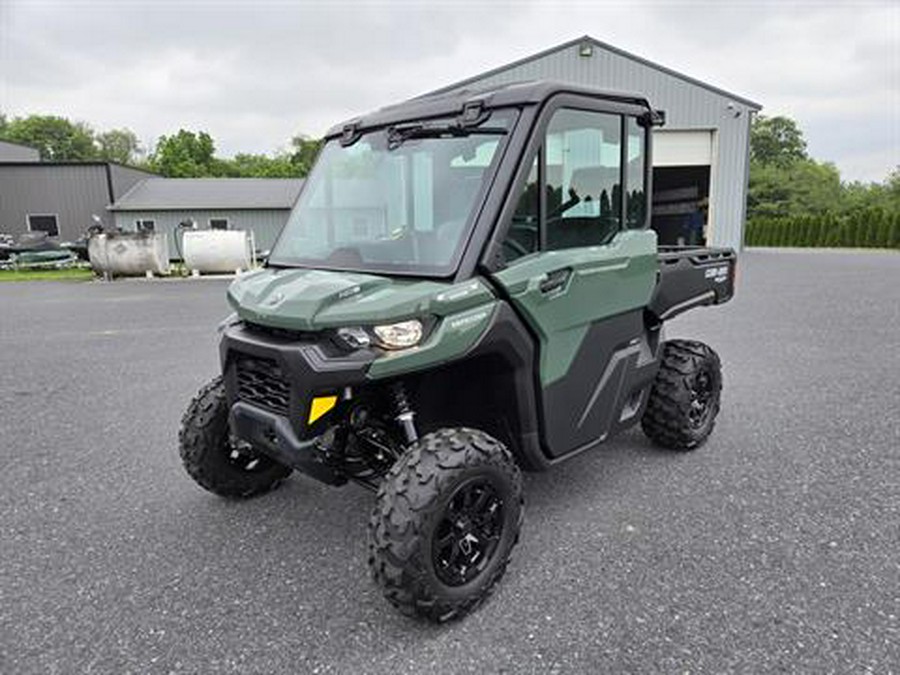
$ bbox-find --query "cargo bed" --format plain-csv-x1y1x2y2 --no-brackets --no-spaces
649,245,737,321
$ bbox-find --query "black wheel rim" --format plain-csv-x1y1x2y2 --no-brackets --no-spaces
226,436,273,473
432,477,505,587
688,368,716,429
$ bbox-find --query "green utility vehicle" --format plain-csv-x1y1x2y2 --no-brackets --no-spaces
179,81,736,622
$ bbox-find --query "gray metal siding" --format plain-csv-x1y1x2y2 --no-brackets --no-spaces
110,178,304,210
112,209,290,258
108,164,155,201
0,140,40,162
0,164,114,240
441,43,755,249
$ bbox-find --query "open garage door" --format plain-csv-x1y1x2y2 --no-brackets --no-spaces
652,130,713,246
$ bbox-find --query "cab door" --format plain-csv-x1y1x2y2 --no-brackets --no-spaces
491,107,659,458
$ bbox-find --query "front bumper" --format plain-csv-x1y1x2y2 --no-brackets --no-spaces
219,322,376,481
229,401,345,484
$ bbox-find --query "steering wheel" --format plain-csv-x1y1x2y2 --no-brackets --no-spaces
502,238,530,260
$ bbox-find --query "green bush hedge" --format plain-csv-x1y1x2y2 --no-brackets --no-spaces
745,210,900,248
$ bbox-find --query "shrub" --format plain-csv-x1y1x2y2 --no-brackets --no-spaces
745,211,900,248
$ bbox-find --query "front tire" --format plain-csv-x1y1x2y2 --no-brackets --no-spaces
641,340,723,450
179,376,291,498
368,428,524,622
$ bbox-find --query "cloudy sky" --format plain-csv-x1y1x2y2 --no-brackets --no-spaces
1,0,897,182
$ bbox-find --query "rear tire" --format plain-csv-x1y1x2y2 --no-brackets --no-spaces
641,340,722,450
179,376,291,498
368,427,523,622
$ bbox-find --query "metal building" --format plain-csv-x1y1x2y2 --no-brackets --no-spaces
0,162,153,242
0,140,40,162
426,36,762,249
109,178,304,256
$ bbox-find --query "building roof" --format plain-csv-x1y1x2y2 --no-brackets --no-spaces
0,139,41,162
0,138,38,149
109,178,305,211
0,160,155,171
424,35,762,110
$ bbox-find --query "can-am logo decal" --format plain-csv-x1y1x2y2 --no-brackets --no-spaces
704,265,730,283
437,282,481,303
449,309,489,331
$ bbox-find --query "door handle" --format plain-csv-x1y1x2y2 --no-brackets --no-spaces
539,267,572,294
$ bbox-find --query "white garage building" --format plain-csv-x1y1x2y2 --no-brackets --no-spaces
425,36,762,249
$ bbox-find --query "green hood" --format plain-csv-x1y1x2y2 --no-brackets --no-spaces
227,267,494,331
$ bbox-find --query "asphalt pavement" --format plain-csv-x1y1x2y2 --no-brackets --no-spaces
1,249,898,673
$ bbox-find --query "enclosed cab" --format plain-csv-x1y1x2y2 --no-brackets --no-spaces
179,81,736,622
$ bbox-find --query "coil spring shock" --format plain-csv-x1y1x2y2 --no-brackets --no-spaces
391,382,418,445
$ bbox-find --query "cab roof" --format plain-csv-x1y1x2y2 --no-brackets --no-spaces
325,80,655,139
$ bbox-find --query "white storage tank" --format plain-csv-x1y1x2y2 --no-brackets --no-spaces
182,230,254,274
88,232,170,277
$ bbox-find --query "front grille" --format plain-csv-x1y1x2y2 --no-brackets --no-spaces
235,357,290,416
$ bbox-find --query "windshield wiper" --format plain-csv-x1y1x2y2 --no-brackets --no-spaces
387,123,507,149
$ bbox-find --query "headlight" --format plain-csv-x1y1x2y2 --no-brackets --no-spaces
372,319,423,350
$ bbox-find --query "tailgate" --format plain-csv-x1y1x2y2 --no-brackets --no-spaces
649,246,736,321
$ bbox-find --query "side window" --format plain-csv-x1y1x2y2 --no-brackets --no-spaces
504,155,539,261
500,108,645,265
27,214,59,237
545,109,621,249
625,117,646,228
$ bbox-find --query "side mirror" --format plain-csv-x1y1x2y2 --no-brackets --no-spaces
639,109,666,128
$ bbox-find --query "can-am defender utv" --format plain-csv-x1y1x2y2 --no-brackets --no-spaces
179,81,736,622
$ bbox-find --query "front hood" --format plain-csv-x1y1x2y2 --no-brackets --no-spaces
227,267,493,331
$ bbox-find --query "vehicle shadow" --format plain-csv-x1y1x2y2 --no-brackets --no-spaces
152,426,683,642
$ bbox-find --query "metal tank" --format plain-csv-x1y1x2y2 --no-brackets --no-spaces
182,230,254,274
88,232,170,277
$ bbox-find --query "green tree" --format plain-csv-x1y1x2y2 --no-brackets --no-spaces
749,117,900,224
289,135,324,176
884,167,900,211
748,218,762,245
1,114,96,160
866,209,884,247
745,219,758,245
96,128,142,164
148,129,218,177
750,115,808,167
789,161,842,214
747,162,789,217
748,159,842,218
227,152,302,178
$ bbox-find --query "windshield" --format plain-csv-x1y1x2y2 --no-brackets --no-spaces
268,110,516,276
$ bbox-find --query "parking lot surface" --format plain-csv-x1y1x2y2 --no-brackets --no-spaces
1,250,898,673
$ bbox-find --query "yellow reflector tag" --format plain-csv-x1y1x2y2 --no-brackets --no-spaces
308,395,338,425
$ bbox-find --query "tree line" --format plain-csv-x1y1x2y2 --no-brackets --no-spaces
0,113,322,178
2,110,898,247
746,211,900,249
748,115,899,219
747,115,899,248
